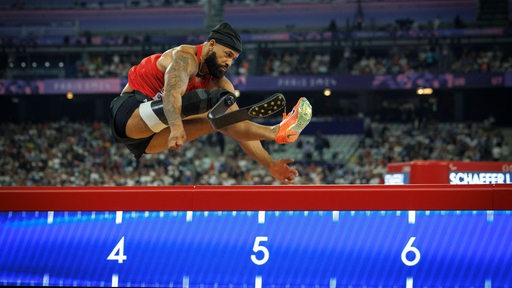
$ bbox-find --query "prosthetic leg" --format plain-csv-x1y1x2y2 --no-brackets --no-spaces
207,92,286,129
138,88,287,132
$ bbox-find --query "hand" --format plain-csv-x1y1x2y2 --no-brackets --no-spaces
268,159,299,184
168,122,186,150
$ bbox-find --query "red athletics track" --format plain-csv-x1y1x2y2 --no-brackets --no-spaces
0,184,511,211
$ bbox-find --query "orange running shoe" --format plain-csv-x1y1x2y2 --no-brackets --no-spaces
275,97,312,144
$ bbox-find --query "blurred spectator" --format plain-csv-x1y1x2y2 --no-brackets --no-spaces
1,116,508,186
314,131,330,161
4,43,510,79
255,45,511,76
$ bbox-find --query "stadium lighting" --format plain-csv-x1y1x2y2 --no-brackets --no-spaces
416,87,433,95
323,88,332,97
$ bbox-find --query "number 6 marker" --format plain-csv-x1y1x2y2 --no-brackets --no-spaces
401,237,421,266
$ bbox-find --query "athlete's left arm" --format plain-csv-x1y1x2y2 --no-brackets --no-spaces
214,78,298,184
238,139,299,184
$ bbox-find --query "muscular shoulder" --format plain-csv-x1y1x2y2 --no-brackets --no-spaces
212,76,235,92
157,45,198,74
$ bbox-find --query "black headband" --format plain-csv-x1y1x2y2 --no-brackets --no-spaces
208,22,242,53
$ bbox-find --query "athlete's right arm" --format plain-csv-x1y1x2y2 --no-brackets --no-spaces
158,49,198,150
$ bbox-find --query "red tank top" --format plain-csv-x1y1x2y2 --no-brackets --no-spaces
127,45,212,99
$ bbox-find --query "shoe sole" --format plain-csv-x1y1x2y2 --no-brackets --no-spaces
248,93,286,118
287,98,312,136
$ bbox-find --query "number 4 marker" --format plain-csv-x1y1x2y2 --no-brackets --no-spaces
107,237,127,264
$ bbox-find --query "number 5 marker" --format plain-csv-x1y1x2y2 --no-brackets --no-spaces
251,236,270,265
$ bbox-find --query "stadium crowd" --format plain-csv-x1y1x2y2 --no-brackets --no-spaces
0,116,508,186
255,45,512,76
12,45,508,80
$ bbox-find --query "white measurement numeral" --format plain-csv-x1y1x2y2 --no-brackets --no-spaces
401,237,421,266
107,237,127,264
251,236,270,265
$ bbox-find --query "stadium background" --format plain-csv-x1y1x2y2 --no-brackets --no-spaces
1,0,511,185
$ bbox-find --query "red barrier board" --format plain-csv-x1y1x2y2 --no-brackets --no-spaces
0,184,511,211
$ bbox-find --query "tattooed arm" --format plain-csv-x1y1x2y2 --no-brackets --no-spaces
157,48,198,150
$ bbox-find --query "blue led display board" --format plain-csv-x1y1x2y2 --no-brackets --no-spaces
1,211,511,287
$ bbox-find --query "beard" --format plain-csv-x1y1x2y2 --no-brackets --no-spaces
204,52,226,79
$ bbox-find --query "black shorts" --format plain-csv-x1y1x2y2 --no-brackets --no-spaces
110,91,155,160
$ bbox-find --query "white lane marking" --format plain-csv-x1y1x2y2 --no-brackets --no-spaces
332,211,340,222
182,276,189,288
406,277,413,288
255,276,262,288
487,211,494,223
115,211,123,224
111,274,118,287
258,211,265,224
329,277,337,288
47,212,54,224
408,210,416,224
43,273,49,286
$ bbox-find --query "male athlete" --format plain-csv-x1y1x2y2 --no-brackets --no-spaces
110,22,312,183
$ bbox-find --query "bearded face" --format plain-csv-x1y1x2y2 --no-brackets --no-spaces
204,52,227,79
